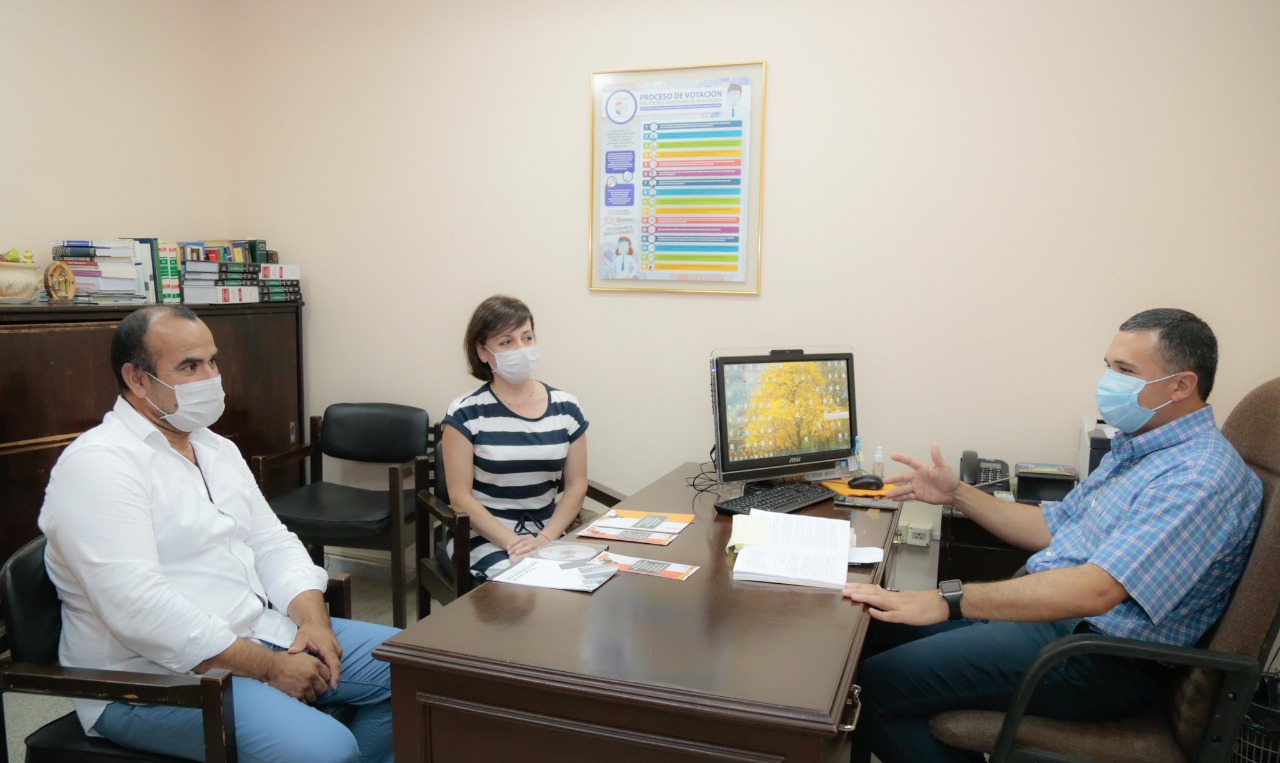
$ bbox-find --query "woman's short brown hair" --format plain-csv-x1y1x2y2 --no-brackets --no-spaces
464,295,535,382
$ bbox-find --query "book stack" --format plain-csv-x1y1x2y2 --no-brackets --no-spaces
52,237,290,305
182,261,263,305
51,240,153,304
176,239,268,264
259,263,302,303
128,238,181,304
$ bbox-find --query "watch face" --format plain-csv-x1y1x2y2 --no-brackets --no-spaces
939,579,962,595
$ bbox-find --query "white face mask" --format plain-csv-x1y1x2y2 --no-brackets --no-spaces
145,372,226,432
488,346,539,385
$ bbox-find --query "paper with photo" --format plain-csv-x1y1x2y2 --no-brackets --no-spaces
491,555,619,592
589,508,694,535
595,551,699,581
576,524,679,546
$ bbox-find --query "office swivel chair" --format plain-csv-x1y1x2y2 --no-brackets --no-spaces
415,423,625,618
252,402,431,629
928,376,1280,763
0,535,353,763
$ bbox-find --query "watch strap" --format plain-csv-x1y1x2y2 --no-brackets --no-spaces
940,579,963,621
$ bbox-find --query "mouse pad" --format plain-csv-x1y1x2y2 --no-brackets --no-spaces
820,479,897,497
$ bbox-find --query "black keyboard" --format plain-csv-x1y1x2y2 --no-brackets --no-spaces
713,481,837,516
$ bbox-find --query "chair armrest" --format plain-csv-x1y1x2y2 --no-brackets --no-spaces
417,488,458,525
1,663,237,762
415,489,473,595
250,441,315,485
1,662,227,704
991,633,1260,763
325,573,352,620
587,480,626,508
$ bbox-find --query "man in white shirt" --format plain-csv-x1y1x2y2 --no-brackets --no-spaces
39,305,396,763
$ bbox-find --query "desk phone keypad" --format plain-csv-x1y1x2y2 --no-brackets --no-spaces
980,466,1005,484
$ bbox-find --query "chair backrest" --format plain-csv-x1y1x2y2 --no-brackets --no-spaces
319,403,431,464
0,535,62,665
433,422,451,505
1167,377,1280,752
1213,377,1280,659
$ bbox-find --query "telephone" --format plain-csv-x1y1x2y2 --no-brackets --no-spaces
960,450,1010,493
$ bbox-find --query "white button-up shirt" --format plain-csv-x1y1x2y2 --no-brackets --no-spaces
39,397,327,731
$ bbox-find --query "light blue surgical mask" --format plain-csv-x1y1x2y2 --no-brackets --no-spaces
1094,369,1180,434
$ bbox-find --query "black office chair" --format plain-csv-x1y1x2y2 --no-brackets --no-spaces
415,423,625,618
253,402,431,628
0,535,353,763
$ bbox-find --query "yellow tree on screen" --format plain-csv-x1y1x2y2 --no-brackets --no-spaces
741,362,843,455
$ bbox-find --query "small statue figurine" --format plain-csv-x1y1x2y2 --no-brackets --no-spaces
21,250,34,263
44,261,76,302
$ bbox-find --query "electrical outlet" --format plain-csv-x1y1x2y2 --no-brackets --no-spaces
906,522,932,547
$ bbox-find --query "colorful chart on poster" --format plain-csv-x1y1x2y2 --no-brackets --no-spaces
591,64,763,291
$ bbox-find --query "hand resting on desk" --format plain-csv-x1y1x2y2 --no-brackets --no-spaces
843,583,949,626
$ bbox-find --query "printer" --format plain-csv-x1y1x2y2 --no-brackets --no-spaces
1088,424,1117,474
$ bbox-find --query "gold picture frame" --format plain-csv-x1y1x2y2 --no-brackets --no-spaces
589,61,766,294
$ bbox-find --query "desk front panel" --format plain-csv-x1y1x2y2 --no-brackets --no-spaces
376,463,898,762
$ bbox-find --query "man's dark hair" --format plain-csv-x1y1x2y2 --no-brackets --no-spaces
463,295,534,382
1120,308,1217,401
111,305,200,390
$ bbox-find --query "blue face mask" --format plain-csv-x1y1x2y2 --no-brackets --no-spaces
1094,368,1180,434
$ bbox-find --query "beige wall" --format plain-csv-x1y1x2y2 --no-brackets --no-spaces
0,0,230,245
4,0,1279,495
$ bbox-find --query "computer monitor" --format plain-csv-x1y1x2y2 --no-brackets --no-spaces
710,349,857,485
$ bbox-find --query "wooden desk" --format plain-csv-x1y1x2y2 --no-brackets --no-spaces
374,463,900,762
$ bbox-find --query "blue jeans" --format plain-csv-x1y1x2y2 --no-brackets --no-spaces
94,618,397,763
852,618,1165,763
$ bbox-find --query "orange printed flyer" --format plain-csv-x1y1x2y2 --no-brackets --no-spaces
575,524,678,546
595,551,699,581
589,509,695,535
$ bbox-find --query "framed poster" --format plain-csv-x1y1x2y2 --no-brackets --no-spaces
589,61,766,294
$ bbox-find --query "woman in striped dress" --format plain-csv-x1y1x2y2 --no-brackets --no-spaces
439,295,590,581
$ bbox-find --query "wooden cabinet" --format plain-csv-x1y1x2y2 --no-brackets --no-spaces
0,303,305,565
938,508,1030,584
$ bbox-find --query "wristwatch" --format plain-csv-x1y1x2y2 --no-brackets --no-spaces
938,579,964,621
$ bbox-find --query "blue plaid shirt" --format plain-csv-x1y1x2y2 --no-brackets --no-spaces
1026,406,1261,646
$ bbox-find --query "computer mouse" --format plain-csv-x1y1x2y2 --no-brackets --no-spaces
847,474,885,491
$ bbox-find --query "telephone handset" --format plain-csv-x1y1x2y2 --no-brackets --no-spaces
959,450,1010,493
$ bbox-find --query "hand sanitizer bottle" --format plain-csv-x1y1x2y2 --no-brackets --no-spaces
872,446,885,478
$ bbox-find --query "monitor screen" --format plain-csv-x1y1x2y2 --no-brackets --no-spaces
711,350,856,484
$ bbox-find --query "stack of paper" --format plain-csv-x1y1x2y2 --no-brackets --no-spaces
491,542,619,592
728,510,854,590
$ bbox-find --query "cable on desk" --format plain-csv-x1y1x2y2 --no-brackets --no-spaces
685,449,723,497
686,458,720,496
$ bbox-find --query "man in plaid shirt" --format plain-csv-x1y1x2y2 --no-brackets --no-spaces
845,308,1263,763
